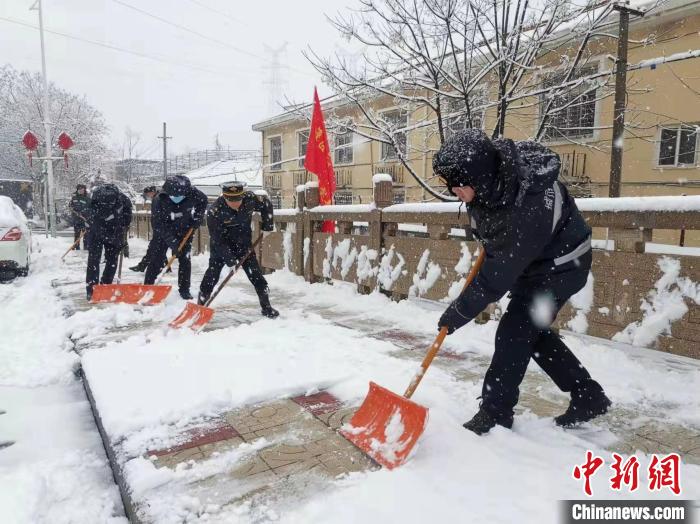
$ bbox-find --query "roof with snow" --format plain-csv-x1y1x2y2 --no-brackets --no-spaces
183,158,263,186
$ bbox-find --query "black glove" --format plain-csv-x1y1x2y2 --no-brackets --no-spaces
438,300,472,335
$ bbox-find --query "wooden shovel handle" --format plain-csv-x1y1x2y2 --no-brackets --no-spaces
403,246,486,399
154,228,194,284
61,230,85,260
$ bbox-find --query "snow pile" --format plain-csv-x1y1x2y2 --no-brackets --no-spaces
576,195,700,212
0,251,77,387
372,173,393,184
447,242,474,301
384,202,462,214
322,237,334,278
282,229,293,271
296,184,306,193
566,273,594,334
0,195,28,233
303,237,310,269
613,257,700,347
409,249,442,298
356,246,379,284
305,181,319,188
309,204,375,214
333,239,358,279
377,245,406,291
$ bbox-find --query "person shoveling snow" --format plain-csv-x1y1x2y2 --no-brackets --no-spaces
433,129,611,434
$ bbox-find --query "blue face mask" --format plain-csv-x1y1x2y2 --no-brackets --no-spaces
169,195,185,204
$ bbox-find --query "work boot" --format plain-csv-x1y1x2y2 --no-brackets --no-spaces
130,263,146,272
262,305,279,319
179,290,193,300
463,407,513,435
555,380,611,428
86,285,93,302
197,292,209,306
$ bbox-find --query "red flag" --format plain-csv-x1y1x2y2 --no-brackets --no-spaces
304,87,336,233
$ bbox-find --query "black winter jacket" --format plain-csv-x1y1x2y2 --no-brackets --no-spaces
207,192,274,261
86,186,132,243
151,187,208,248
69,192,90,225
453,139,591,322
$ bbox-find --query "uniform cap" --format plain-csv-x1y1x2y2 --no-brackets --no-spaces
220,181,247,200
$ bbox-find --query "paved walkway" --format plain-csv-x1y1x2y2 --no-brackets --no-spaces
55,248,700,521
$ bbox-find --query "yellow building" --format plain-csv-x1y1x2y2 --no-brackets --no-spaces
252,0,700,213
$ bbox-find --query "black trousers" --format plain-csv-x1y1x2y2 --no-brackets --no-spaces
73,224,88,250
86,232,121,289
136,236,167,269
481,251,594,419
199,250,270,308
143,235,193,293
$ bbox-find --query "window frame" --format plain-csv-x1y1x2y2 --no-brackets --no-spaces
334,127,354,166
334,190,354,205
655,124,699,168
268,135,283,172
297,129,309,168
380,108,409,161
442,92,486,140
539,61,602,145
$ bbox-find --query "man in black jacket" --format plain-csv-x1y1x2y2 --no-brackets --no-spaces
69,184,90,250
85,184,132,300
433,129,610,434
130,186,166,272
198,181,278,318
144,175,207,299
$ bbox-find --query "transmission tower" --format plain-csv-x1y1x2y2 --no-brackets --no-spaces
263,43,289,116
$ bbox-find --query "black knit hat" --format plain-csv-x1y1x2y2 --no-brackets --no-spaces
142,185,157,195
162,175,191,197
433,129,499,199
76,184,87,191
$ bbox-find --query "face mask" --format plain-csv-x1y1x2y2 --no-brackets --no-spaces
169,195,185,204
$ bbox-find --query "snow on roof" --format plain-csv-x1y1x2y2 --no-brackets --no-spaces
0,195,28,231
183,158,262,186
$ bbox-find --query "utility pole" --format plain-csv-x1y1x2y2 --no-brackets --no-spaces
608,1,644,197
158,122,172,180
30,0,57,237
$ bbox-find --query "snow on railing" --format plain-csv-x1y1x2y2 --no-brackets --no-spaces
576,195,700,212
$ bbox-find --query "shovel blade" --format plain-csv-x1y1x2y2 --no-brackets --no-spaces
91,284,172,305
169,302,215,331
340,381,428,469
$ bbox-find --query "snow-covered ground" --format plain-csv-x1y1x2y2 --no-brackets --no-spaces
0,237,126,524
2,235,699,523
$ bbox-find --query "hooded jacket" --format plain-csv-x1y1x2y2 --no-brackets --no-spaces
207,192,273,262
151,186,208,249
69,191,91,225
441,136,592,323
86,184,132,243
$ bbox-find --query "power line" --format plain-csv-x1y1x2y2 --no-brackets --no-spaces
182,0,245,27
0,15,265,78
110,0,312,77
1,16,226,77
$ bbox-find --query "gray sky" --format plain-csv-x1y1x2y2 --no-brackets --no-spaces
1,0,353,157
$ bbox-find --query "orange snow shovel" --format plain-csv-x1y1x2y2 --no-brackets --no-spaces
91,228,194,306
169,234,264,331
340,246,486,469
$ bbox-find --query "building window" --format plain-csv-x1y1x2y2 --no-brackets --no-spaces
269,136,282,171
298,130,309,168
335,130,354,165
269,193,282,209
334,190,353,205
541,65,598,142
443,94,485,140
381,110,408,160
393,190,405,204
658,125,698,167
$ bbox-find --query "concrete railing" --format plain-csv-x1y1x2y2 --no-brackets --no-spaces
130,186,700,359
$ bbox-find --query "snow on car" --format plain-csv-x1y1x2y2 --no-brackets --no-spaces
0,195,31,280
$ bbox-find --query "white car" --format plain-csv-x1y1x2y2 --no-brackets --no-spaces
0,195,31,280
